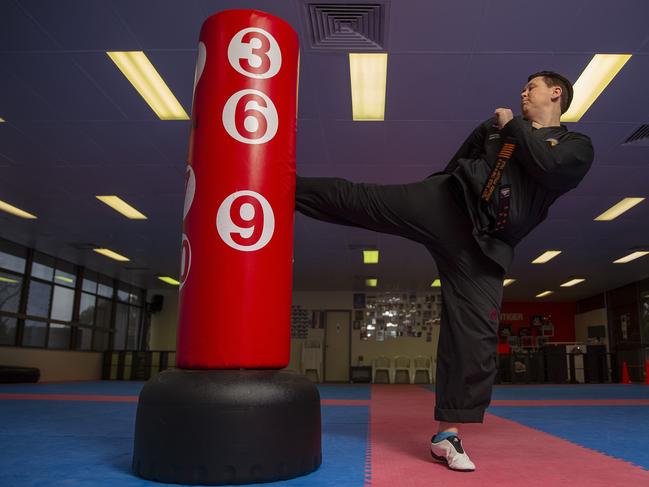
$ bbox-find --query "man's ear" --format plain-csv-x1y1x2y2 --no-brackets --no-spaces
551,86,562,102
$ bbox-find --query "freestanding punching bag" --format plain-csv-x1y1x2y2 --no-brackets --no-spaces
132,10,321,485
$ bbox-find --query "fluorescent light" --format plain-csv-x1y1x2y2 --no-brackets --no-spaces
349,53,387,121
503,279,516,287
536,290,554,298
363,250,379,264
0,199,37,219
532,250,562,264
431,279,441,287
561,54,632,122
107,51,190,120
594,197,644,221
96,195,147,219
158,276,180,286
55,275,74,284
0,117,5,122
613,251,649,264
93,248,130,262
0,276,19,284
365,278,378,287
560,278,585,287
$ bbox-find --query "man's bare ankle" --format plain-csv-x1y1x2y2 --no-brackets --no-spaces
437,422,460,435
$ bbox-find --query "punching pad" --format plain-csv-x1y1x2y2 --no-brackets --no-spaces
132,10,321,485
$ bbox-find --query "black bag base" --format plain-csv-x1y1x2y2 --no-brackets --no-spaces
132,368,322,485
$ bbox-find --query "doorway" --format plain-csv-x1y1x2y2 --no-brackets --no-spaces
324,310,351,382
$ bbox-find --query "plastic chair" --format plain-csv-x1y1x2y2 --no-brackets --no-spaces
372,355,392,383
301,340,322,382
413,355,434,384
393,355,412,384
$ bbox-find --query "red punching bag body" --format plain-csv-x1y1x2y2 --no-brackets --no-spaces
177,10,298,369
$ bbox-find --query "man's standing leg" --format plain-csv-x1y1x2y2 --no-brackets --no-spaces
426,239,506,471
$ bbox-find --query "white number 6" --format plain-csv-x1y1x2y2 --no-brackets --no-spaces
222,89,278,144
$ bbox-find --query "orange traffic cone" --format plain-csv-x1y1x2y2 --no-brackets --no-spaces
621,361,632,384
644,360,649,385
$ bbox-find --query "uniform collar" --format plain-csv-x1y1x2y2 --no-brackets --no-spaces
524,117,567,132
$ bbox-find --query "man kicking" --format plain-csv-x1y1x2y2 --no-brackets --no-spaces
295,71,594,471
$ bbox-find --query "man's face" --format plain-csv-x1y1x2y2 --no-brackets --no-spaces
520,76,561,117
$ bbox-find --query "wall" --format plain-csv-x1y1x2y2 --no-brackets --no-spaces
148,291,441,377
575,308,608,349
351,328,439,367
500,301,577,342
292,292,440,378
145,291,582,381
0,347,103,382
149,289,180,350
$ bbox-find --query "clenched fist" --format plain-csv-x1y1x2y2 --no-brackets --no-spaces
494,108,514,130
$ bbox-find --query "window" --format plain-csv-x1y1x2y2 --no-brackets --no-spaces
22,319,47,347
82,270,97,294
0,316,17,345
93,329,109,352
127,306,141,350
97,275,113,299
48,323,71,349
79,293,96,325
114,303,129,350
0,271,22,313
54,260,76,289
0,238,147,352
117,285,129,303
95,297,112,329
0,239,26,274
31,253,55,281
118,283,145,350
50,286,74,322
75,327,93,351
76,272,118,351
26,280,52,317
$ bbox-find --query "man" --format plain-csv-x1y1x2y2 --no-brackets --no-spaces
295,71,594,471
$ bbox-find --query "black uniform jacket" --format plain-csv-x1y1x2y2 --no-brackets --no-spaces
429,115,594,272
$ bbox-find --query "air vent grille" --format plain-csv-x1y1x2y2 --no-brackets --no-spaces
623,124,649,146
304,3,387,50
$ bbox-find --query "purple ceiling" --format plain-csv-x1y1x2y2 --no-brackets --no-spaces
1,0,648,301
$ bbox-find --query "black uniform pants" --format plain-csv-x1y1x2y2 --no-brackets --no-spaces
295,173,506,423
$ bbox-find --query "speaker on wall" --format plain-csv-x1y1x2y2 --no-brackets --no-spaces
150,294,164,313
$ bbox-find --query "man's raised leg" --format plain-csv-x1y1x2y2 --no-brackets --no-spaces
295,175,463,245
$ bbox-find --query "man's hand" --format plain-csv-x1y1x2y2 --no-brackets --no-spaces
494,108,514,130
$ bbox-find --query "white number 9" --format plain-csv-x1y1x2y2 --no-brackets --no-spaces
216,190,275,251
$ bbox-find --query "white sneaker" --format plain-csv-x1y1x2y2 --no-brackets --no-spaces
430,435,476,471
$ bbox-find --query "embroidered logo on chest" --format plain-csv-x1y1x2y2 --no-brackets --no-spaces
545,138,559,147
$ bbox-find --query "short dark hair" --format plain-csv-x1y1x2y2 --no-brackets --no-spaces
527,71,573,114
